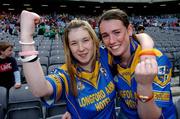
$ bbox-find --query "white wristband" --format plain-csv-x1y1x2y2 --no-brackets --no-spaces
19,41,35,45
20,55,38,62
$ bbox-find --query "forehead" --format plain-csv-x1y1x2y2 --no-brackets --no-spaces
68,27,90,41
99,19,124,32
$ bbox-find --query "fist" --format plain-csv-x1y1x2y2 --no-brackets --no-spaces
20,10,40,41
14,83,21,89
135,58,158,86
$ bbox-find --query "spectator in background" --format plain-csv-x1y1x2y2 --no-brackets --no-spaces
4,24,13,35
0,41,21,89
136,24,145,34
38,22,46,35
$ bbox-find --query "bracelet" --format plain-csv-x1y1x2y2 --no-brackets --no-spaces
137,93,154,103
19,41,35,45
20,55,38,63
28,56,39,62
19,51,39,56
139,49,157,57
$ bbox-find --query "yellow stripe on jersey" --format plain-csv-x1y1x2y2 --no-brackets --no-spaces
117,46,141,86
154,91,170,101
108,52,113,66
58,64,69,95
154,69,172,87
48,74,62,100
73,61,100,88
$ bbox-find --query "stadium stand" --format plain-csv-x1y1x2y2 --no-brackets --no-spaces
5,106,42,119
175,98,180,119
39,56,49,68
49,55,65,66
6,84,43,119
0,86,7,119
46,101,67,118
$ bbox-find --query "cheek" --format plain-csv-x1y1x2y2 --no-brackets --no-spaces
69,46,76,56
102,39,109,46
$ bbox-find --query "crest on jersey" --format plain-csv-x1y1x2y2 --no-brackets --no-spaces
155,65,170,87
158,66,166,75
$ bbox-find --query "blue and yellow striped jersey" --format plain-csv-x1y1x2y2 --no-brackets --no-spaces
44,46,116,119
113,40,176,119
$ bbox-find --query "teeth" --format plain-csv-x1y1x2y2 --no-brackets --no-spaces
111,45,120,50
79,54,87,57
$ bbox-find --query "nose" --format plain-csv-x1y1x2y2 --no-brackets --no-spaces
109,34,116,44
78,42,85,51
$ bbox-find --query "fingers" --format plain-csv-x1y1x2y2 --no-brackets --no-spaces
150,58,158,74
140,55,156,61
136,58,158,75
14,83,21,89
61,112,72,119
135,58,158,85
21,10,40,23
20,10,40,39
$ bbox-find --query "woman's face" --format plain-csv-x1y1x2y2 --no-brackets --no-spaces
99,19,132,57
68,27,94,67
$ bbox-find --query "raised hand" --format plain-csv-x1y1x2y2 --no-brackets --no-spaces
61,112,72,119
20,10,40,41
14,83,21,89
135,58,158,86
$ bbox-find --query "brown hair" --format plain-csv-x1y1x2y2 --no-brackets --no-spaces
98,9,137,40
63,20,99,96
0,41,13,55
98,9,130,29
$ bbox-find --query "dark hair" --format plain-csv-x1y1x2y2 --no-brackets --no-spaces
98,9,139,41
98,9,130,29
137,25,145,31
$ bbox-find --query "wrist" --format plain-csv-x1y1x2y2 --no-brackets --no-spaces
20,35,33,41
137,93,154,103
137,84,152,96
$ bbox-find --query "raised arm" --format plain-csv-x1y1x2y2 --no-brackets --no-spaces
20,10,53,97
135,58,161,119
135,33,162,118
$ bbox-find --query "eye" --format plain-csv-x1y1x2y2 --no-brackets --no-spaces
101,34,109,40
113,31,121,36
83,37,90,42
70,42,77,46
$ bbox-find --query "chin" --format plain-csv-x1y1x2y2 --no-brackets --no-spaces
111,51,122,56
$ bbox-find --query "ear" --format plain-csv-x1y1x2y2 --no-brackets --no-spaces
127,24,133,36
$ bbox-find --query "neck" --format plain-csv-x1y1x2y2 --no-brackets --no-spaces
120,47,132,67
79,59,95,72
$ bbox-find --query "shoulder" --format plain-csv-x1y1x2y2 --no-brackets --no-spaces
154,48,171,67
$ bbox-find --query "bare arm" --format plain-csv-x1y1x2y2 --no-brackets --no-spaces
135,58,161,119
136,33,156,61
136,33,154,50
20,10,53,97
